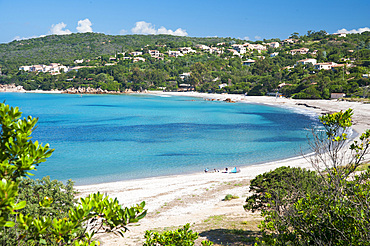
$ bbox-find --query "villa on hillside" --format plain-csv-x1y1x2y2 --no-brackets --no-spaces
296,58,317,66
20,63,68,74
179,47,196,54
268,42,280,48
227,49,240,56
179,72,191,80
129,51,143,56
283,38,299,44
231,44,247,54
314,62,338,70
333,33,347,38
168,50,183,57
290,48,309,55
243,59,256,66
243,43,267,52
148,50,160,57
133,57,146,62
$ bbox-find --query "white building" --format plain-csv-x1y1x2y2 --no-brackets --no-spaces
314,62,337,70
148,50,160,57
19,66,31,72
179,72,191,80
243,59,256,66
269,42,280,48
232,44,247,54
296,58,317,66
290,48,309,55
168,50,183,57
133,57,146,62
227,49,240,56
129,51,143,56
179,47,196,54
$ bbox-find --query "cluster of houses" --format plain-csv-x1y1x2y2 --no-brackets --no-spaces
295,58,349,70
19,33,355,78
19,63,69,75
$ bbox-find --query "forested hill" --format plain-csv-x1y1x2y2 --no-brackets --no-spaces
0,33,233,71
0,31,369,99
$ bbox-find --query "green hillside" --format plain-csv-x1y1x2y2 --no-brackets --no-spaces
0,33,234,71
0,31,369,99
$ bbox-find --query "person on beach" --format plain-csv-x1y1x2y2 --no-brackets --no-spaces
204,168,209,173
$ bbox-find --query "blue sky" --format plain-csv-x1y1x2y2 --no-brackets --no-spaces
0,0,369,44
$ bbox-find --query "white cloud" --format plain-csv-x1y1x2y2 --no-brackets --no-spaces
336,27,370,34
254,35,261,40
131,21,188,36
77,18,93,33
119,29,127,35
50,22,72,35
243,36,250,40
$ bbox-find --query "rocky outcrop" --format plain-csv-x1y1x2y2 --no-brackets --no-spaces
0,84,26,92
63,87,121,94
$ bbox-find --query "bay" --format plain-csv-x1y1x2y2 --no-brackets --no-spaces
0,93,318,185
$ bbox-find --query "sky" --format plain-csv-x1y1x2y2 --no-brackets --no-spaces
0,0,369,44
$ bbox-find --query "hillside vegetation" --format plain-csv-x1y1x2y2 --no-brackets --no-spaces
0,31,369,99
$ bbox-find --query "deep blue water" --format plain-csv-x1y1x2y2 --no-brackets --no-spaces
0,93,318,185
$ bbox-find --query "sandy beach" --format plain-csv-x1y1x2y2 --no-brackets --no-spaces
75,93,370,245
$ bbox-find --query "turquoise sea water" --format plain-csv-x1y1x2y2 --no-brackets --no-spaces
0,93,318,185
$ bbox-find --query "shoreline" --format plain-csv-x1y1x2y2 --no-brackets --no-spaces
73,91,370,245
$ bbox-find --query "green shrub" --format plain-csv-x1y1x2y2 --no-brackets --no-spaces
144,223,213,246
224,194,239,201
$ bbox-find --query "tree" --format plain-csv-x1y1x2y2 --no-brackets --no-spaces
0,103,146,245
245,109,370,245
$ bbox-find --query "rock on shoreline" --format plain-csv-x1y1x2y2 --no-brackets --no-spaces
0,84,26,92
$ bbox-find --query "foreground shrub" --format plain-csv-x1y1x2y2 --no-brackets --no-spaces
245,109,370,245
144,223,213,246
0,103,146,245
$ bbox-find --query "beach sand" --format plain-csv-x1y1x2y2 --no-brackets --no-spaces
75,93,370,245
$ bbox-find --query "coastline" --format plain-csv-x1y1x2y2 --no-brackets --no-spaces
74,91,370,245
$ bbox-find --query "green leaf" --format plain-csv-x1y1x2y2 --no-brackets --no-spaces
14,200,27,210
4,221,15,227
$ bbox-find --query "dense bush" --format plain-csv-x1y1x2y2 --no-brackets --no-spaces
144,223,213,246
0,103,147,245
245,109,370,245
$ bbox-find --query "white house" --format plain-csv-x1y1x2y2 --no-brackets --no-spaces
243,59,256,66
179,72,191,80
269,42,280,48
290,48,309,55
19,66,31,72
179,47,196,54
333,33,347,38
195,44,210,50
148,50,160,57
232,44,247,54
296,58,317,66
314,62,337,70
133,57,146,62
168,50,183,57
129,51,143,56
244,43,267,51
227,49,240,56
30,65,44,72
218,83,228,89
